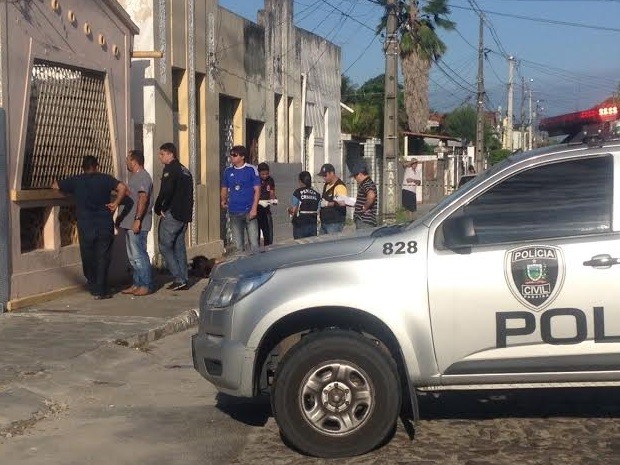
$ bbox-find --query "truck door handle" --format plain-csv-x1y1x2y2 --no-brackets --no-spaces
583,254,620,268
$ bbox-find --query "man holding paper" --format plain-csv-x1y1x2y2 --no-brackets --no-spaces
317,163,348,235
349,161,377,229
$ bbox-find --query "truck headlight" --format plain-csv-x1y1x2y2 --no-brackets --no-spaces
201,271,274,309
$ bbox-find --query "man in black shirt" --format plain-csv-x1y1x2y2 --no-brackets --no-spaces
257,162,276,246
154,142,194,291
53,155,128,299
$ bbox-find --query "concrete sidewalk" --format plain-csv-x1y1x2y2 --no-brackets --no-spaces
0,273,207,437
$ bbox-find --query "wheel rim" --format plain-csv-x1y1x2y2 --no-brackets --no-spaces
299,361,375,436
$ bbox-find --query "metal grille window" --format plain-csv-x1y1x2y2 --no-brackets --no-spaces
22,60,113,189
59,205,78,247
20,207,48,253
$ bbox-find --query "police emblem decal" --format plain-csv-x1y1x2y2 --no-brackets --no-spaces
504,245,565,311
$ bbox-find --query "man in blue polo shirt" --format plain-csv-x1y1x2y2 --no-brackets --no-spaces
220,145,261,252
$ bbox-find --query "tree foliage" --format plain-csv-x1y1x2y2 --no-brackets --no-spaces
443,105,476,143
341,75,358,103
377,0,454,132
341,74,407,138
488,148,512,166
443,105,501,152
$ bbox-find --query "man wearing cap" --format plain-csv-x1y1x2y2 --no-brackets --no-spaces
317,163,348,234
350,161,378,229
402,158,422,220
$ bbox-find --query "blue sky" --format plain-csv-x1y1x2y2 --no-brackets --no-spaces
218,0,620,120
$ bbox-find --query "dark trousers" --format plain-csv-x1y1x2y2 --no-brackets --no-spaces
402,189,417,212
78,221,114,296
293,221,317,239
257,206,273,246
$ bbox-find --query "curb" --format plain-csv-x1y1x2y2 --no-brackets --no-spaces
114,308,199,348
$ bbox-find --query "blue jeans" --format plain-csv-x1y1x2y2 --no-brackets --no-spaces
158,214,188,283
125,229,152,289
320,221,345,235
229,212,259,252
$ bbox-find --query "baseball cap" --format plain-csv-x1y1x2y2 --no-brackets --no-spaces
317,163,335,177
349,161,368,177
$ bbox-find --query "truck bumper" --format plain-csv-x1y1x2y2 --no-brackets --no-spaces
192,332,256,397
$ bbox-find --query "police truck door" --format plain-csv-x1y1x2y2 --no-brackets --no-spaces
427,152,620,384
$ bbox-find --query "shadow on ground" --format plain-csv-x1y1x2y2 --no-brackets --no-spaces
215,393,272,427
418,386,620,420
215,387,620,428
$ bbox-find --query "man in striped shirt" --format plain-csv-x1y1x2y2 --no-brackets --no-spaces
350,161,377,229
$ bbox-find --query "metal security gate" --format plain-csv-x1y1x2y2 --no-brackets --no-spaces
22,60,113,189
0,109,8,312
219,96,236,249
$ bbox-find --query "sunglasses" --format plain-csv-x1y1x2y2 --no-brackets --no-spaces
230,153,241,157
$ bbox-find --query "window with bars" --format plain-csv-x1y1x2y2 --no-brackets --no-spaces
22,60,113,189
20,207,48,253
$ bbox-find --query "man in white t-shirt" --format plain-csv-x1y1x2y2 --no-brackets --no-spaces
402,158,422,219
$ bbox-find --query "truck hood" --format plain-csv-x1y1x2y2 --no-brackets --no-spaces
213,230,375,278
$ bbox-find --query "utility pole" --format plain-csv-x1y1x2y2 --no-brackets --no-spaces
475,14,485,172
520,76,526,150
506,56,514,151
382,0,399,223
528,83,533,150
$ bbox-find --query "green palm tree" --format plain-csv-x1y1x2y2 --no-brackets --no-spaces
378,0,454,132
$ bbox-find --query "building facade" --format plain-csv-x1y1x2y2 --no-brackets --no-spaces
0,0,138,309
117,0,342,257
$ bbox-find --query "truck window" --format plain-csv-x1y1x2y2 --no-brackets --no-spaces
445,155,613,246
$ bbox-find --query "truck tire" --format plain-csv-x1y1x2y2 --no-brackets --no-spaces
271,329,401,458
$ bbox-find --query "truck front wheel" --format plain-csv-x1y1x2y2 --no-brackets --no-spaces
271,330,401,457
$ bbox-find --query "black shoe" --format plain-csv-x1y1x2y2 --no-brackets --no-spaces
170,282,188,291
166,281,183,290
93,294,113,300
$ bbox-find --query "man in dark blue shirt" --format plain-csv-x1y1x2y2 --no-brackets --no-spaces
53,155,128,299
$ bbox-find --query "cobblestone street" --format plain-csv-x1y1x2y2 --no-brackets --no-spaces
2,328,620,464
232,388,620,465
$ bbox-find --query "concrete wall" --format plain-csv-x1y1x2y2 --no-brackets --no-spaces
120,0,341,256
299,28,342,176
2,0,137,304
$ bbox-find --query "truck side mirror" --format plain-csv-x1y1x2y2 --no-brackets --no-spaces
442,215,478,250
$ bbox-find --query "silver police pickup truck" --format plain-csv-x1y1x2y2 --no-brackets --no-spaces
192,140,620,458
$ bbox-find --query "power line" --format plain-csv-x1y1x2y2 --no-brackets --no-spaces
450,3,620,33
344,34,380,74
318,0,376,33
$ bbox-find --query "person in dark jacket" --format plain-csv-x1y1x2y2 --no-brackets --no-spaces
257,162,276,246
52,155,128,299
288,171,321,239
154,142,194,291
317,163,347,234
